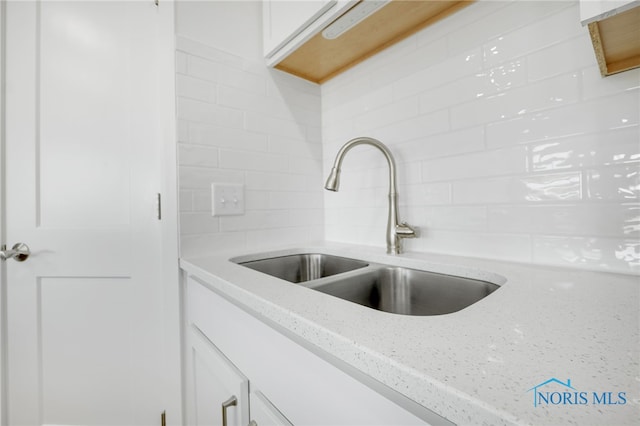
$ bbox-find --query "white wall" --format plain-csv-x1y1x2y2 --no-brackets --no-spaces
175,1,324,258
321,1,639,273
174,1,639,274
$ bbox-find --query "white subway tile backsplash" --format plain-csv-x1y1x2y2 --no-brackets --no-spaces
485,91,639,147
245,171,315,192
419,60,528,114
581,66,640,100
180,232,247,259
244,190,270,210
219,149,288,172
369,36,447,89
366,109,450,146
354,96,420,132
321,1,639,273
192,189,212,212
178,36,324,256
407,230,532,263
416,0,510,48
188,122,268,151
186,55,218,82
532,236,639,272
245,111,307,140
268,135,322,159
397,126,485,161
402,182,452,206
287,208,324,227
178,143,218,167
422,146,527,182
176,36,244,68
488,203,639,238
219,210,290,232
176,74,216,103
446,0,569,56
322,86,394,126
177,97,243,128
179,166,244,190
177,2,638,273
451,171,583,205
520,171,583,202
526,35,595,82
216,64,266,96
179,190,193,212
269,191,324,210
586,165,640,201
451,177,514,204
288,156,324,176
528,126,640,171
450,73,580,129
245,227,324,251
180,212,218,235
481,4,580,68
420,205,488,232
391,48,483,101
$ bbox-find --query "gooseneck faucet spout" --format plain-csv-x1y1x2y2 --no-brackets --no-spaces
325,137,416,254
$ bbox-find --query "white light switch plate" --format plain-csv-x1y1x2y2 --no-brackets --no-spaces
211,183,244,216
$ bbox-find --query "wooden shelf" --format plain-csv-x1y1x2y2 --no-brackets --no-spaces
587,4,640,76
274,0,473,84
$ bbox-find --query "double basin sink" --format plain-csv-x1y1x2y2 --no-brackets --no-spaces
234,253,501,316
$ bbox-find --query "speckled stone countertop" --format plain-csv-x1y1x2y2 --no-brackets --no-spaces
180,242,639,425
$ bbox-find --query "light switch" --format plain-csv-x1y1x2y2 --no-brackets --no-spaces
211,183,244,216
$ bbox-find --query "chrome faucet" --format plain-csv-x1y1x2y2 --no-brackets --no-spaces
325,137,416,255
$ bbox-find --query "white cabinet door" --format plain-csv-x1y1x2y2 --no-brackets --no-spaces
580,0,638,24
263,0,336,57
3,1,177,424
187,328,250,426
249,390,293,426
186,275,444,425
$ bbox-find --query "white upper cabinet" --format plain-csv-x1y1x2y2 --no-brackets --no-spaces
579,0,639,24
263,0,336,57
263,0,358,62
262,0,472,83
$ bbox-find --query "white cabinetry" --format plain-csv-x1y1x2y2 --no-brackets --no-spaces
579,0,638,23
263,0,357,64
186,328,250,426
263,0,334,57
183,272,448,425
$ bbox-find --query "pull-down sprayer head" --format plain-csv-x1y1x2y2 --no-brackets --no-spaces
324,167,341,192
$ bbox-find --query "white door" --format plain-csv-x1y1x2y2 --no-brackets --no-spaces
2,1,178,425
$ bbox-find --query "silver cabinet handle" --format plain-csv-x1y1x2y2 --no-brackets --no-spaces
221,395,237,426
0,243,30,262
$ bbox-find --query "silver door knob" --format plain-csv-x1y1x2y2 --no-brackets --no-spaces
0,243,30,262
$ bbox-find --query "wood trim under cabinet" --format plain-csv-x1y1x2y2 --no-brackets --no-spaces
275,0,473,84
587,5,640,76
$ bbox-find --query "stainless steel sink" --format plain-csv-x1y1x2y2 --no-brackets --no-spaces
312,266,499,316
237,253,368,283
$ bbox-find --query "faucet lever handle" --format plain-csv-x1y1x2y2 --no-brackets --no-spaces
396,222,417,238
